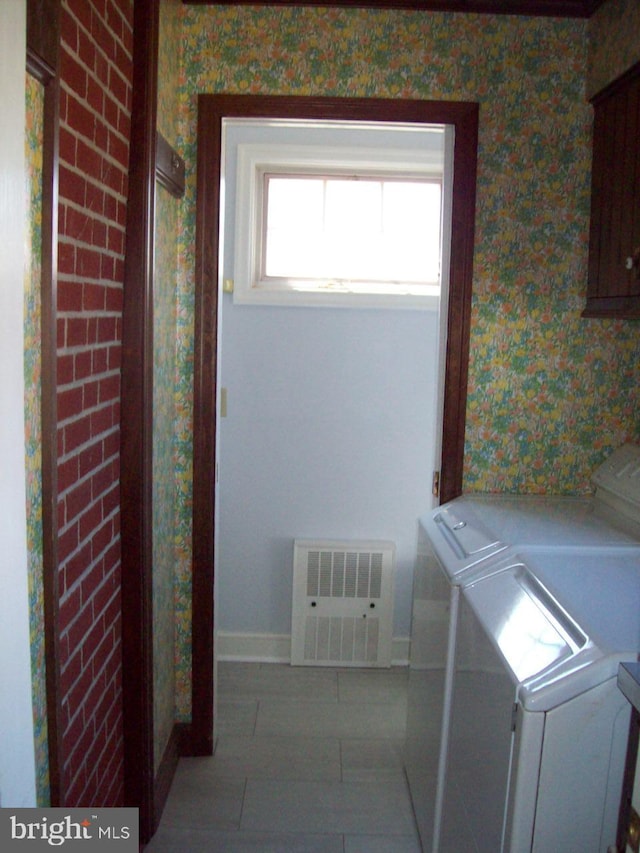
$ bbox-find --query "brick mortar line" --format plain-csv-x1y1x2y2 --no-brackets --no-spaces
60,78,131,140
58,338,123,352
61,2,133,91
58,137,130,190
57,273,125,285
56,283,125,294
56,456,120,499
56,411,120,436
58,240,127,254
65,0,134,66
60,641,123,773
57,258,127,269
57,493,120,540
57,441,120,484
56,359,121,372
57,398,121,427
59,557,121,629
57,255,126,272
57,426,120,468
57,504,121,585
57,306,124,315
59,177,129,211
59,84,132,152
63,670,123,803
56,381,122,407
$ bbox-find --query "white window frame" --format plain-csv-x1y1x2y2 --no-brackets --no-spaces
233,135,449,310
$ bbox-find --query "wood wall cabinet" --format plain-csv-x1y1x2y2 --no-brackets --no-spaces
584,60,640,319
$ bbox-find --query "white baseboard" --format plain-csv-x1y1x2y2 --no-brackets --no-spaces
216,631,410,667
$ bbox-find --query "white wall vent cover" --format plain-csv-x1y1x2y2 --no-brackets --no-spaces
291,539,395,668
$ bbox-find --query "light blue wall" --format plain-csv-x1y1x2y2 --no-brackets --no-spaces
216,120,445,645
217,300,439,640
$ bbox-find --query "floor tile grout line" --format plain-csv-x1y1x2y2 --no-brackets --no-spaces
252,698,259,737
210,662,419,847
236,776,248,834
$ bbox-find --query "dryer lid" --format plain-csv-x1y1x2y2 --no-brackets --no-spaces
462,545,640,711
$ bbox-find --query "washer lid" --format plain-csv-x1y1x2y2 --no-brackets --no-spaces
420,501,507,581
454,493,638,547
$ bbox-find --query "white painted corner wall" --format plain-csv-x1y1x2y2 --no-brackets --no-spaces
0,0,37,807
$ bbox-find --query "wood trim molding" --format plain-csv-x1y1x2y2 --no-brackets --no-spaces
439,101,478,503
192,94,478,752
153,723,186,821
121,0,159,842
156,132,185,199
191,96,221,756
183,0,605,18
27,0,62,808
27,0,60,74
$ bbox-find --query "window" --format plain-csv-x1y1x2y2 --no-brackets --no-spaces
262,173,442,293
227,121,451,308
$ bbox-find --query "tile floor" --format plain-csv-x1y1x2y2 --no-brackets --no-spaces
146,662,422,852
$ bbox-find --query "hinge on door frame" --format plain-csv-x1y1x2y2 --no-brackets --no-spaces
626,805,640,852
511,702,519,732
432,470,440,498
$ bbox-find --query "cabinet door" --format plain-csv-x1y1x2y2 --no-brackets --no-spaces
584,62,640,318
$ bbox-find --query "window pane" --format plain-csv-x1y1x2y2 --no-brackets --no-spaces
265,177,324,278
263,174,442,286
382,182,441,282
266,177,324,230
324,179,382,236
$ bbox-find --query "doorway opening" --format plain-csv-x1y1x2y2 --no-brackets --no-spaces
216,115,451,673
192,95,479,754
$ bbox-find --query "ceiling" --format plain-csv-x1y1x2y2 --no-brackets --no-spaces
183,0,607,17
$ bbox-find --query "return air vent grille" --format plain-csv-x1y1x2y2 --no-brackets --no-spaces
291,539,395,668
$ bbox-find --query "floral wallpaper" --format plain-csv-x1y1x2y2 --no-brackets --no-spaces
154,0,190,754
24,72,50,806
153,182,179,770
160,0,194,726
158,0,182,145
165,3,640,717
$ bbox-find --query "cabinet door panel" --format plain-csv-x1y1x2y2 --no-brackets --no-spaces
587,96,607,299
584,62,640,317
620,78,639,296
632,80,640,290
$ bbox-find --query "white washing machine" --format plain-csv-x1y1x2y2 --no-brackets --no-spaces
405,443,640,852
439,546,640,853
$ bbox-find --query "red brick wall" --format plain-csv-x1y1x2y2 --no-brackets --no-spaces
57,0,133,806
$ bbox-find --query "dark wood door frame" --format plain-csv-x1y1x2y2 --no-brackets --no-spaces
121,0,159,843
192,93,479,753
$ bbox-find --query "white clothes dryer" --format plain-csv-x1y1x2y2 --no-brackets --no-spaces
439,546,640,852
405,443,640,852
